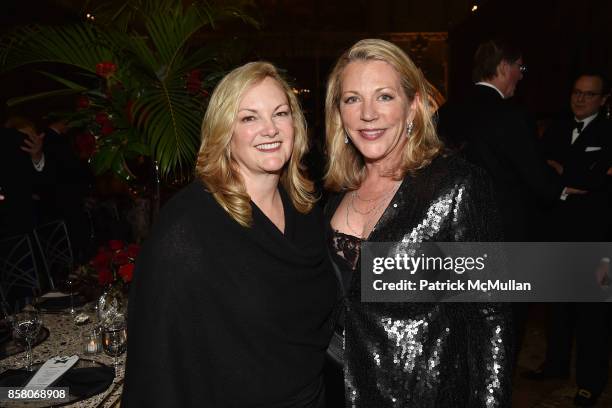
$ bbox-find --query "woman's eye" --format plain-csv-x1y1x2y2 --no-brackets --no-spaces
343,96,358,104
240,115,256,123
379,94,394,101
275,110,290,117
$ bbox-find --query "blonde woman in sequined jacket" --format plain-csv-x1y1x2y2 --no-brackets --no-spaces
323,38,513,407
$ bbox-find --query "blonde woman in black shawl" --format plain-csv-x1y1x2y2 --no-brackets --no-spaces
122,62,337,407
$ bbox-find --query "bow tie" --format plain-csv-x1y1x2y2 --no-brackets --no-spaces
573,120,584,133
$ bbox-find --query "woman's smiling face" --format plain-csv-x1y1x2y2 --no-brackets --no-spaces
339,59,415,167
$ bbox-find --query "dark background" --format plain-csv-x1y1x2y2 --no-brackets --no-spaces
2,0,612,135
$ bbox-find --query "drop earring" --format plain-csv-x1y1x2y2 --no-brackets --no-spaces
344,131,349,144
406,121,414,137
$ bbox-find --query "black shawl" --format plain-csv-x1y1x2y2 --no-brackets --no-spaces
122,181,338,407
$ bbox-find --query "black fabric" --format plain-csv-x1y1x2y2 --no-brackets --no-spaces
325,155,514,407
437,85,563,241
0,366,114,398
121,181,338,407
0,128,43,237
37,128,93,261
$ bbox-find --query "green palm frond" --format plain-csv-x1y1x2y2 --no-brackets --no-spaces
0,24,115,74
0,0,257,180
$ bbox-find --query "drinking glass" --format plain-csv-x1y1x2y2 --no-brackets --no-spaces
62,278,76,315
82,327,103,355
102,322,127,369
13,310,42,370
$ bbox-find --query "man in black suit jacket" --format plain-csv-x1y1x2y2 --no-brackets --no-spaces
531,72,612,407
437,39,566,242
0,126,45,237
541,73,612,240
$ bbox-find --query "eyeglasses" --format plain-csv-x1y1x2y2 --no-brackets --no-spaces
571,89,602,99
513,62,527,74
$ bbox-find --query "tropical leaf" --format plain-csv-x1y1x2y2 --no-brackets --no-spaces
7,89,83,107
0,0,257,180
0,24,116,74
35,71,91,91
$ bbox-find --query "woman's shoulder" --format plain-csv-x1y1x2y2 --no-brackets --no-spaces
423,152,488,186
148,180,224,242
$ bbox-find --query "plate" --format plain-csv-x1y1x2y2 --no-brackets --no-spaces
0,359,115,407
36,295,87,312
0,327,50,360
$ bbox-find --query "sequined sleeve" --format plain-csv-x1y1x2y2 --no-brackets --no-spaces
464,304,513,407
452,166,513,407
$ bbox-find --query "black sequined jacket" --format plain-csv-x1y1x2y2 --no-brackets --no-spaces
326,154,513,408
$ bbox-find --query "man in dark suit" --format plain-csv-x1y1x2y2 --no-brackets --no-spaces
0,125,45,237
528,72,612,407
437,39,567,242
541,73,612,240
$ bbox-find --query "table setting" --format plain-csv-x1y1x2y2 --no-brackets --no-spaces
0,290,128,407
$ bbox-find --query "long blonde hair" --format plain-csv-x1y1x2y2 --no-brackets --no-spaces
324,39,443,191
195,62,315,227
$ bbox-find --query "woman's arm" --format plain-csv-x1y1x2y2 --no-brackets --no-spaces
452,166,514,407
121,209,212,407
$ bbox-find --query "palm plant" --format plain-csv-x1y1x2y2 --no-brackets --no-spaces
0,0,256,180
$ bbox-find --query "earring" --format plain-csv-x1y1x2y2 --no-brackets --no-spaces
406,121,414,137
344,131,349,144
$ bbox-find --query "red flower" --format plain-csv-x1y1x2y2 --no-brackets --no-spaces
98,267,113,286
109,240,124,251
118,263,135,283
91,250,112,269
75,132,96,158
101,122,114,136
95,112,110,125
96,61,117,78
113,251,129,266
77,95,90,109
126,243,141,259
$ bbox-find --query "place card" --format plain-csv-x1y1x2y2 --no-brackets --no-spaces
25,355,79,389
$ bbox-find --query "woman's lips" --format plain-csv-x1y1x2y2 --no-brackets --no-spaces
358,129,386,140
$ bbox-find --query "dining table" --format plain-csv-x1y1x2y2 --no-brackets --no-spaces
0,305,125,408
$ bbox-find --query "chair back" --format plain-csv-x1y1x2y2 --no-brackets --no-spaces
33,220,74,289
0,233,41,306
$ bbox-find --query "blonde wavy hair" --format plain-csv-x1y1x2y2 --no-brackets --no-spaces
195,61,315,227
324,38,443,191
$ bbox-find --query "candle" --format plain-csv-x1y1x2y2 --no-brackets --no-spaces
86,340,98,354
82,330,102,355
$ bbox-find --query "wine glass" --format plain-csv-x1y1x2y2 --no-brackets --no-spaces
65,278,76,315
13,310,42,371
56,276,76,315
102,320,127,369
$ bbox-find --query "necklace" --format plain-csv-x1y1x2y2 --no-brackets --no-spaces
354,183,399,202
345,182,400,237
349,191,385,215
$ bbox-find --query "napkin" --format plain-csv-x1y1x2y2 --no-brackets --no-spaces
0,366,115,398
